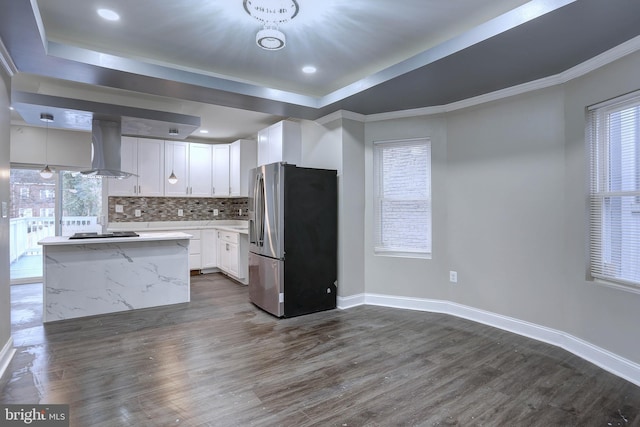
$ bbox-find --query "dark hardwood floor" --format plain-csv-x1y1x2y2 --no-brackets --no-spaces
2,274,640,426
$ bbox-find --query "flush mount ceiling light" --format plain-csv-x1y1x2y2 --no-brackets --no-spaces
168,128,179,136
97,8,120,21
244,0,299,51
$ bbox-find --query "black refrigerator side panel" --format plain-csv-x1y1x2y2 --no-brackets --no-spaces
283,166,337,317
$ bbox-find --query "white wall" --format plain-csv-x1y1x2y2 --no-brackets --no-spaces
361,50,640,367
10,126,91,168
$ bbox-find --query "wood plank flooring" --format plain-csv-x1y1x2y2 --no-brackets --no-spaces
2,274,640,426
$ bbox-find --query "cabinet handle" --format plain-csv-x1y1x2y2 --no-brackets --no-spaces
212,186,215,195
229,187,231,194
138,185,141,194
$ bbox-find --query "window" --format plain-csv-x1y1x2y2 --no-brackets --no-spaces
588,92,640,288
373,138,431,258
40,189,55,200
19,187,29,199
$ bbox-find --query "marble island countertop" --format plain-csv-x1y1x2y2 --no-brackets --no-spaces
39,231,193,246
107,220,249,235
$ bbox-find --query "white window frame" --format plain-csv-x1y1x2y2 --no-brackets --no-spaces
588,91,640,291
373,137,432,258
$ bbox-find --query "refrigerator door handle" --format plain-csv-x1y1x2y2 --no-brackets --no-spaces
257,174,265,247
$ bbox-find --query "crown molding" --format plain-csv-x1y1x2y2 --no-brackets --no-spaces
315,109,366,125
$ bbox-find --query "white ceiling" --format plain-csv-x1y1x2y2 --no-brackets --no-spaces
2,0,640,142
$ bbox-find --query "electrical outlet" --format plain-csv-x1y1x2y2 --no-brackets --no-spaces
115,204,124,213
449,271,458,283
239,208,243,216
134,209,142,217
213,209,219,216
178,209,184,217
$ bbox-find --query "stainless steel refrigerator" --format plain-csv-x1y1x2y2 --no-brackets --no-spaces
248,162,337,317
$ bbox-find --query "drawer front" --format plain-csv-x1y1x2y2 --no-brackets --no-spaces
218,231,239,244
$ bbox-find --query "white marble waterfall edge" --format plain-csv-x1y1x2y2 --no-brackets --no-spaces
42,238,190,322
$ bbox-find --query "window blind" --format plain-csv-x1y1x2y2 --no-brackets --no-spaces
373,138,431,257
588,94,640,288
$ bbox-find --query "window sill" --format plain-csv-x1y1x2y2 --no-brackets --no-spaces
374,250,431,260
592,277,640,295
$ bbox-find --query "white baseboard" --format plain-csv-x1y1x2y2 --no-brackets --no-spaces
0,337,15,383
338,292,640,387
337,293,366,309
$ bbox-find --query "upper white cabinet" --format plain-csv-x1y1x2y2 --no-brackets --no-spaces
113,139,256,198
189,143,214,197
164,141,189,196
212,144,230,197
108,137,165,196
229,139,257,197
257,120,301,166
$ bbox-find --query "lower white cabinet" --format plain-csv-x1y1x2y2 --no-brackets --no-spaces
187,230,202,270
143,227,246,279
217,230,247,283
201,229,218,269
217,230,239,277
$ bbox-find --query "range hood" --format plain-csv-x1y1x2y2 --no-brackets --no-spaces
81,119,137,179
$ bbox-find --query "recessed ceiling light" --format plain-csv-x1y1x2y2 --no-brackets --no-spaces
302,66,317,74
199,130,209,134
97,8,120,21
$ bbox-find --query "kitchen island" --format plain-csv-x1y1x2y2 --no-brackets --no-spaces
38,232,191,322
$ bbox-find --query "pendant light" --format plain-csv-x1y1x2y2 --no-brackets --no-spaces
168,170,178,185
39,113,54,179
167,130,179,184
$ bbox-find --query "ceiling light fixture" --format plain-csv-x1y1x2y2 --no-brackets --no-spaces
169,128,179,136
302,65,316,74
244,0,299,51
97,8,120,21
39,113,54,179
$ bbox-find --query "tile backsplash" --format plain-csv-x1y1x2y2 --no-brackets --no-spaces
109,196,249,222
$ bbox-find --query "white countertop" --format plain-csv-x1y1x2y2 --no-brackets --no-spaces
107,220,249,235
39,231,193,246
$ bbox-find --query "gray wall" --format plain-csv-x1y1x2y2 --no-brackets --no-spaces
364,114,449,300
362,50,640,364
0,66,11,380
301,117,366,298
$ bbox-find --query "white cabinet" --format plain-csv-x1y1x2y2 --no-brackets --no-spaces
189,143,214,197
188,230,202,270
164,141,189,196
257,120,301,166
229,139,257,197
212,144,230,197
217,230,247,283
164,141,215,197
201,229,218,269
108,137,165,196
